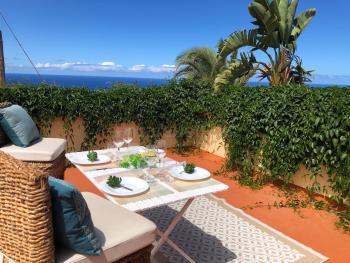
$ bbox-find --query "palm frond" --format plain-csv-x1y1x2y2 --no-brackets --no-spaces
291,8,317,40
175,47,218,83
214,52,257,91
218,29,262,62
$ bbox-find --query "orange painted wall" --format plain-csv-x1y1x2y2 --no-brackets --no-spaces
45,118,178,151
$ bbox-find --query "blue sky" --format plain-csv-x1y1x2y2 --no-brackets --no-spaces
1,0,350,84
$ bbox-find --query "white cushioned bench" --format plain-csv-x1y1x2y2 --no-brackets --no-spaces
56,192,157,263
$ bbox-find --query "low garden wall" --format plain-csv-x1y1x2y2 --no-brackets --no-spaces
47,119,334,195
47,118,178,151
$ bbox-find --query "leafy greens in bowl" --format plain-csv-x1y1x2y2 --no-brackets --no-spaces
119,153,148,169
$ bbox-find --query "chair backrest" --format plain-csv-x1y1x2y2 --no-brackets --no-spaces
0,152,54,263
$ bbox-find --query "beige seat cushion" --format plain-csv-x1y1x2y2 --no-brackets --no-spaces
0,137,66,162
56,192,157,263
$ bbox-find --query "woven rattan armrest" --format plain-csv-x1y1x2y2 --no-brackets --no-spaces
0,152,55,263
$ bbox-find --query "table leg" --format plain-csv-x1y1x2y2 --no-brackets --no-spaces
151,198,195,262
155,229,196,263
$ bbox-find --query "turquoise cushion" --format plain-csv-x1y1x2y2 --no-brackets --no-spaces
0,105,40,147
48,177,101,256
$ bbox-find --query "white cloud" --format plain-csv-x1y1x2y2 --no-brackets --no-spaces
150,64,176,73
128,64,175,73
99,61,116,66
32,61,176,74
35,61,123,72
128,64,146,72
9,60,176,77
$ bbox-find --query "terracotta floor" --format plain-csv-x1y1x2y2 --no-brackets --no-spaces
65,149,350,263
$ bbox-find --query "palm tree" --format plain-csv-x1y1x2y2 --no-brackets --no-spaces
175,0,316,88
218,0,316,86
256,46,294,85
174,47,218,83
214,51,257,90
174,46,256,89
248,0,316,51
291,56,314,84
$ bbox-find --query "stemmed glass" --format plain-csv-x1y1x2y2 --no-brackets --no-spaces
142,157,157,184
156,140,166,168
106,143,117,162
113,130,124,152
123,128,133,149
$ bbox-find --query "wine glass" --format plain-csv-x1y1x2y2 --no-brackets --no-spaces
106,143,117,161
113,130,124,152
146,156,157,169
156,140,166,168
146,144,157,157
142,157,157,183
123,128,133,149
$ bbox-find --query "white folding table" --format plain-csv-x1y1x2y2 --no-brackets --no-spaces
66,147,228,263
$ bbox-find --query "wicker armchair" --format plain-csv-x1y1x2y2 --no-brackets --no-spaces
0,152,156,263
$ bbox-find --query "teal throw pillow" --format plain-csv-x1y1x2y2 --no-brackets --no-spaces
48,177,101,256
0,105,41,147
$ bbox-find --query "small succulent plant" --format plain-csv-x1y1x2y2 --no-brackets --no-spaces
184,163,196,174
87,150,98,162
107,176,122,188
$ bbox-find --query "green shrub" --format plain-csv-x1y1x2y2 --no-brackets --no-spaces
0,80,215,150
218,85,350,209
1,81,349,228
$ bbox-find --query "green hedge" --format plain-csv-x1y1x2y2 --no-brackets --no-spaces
0,80,216,150
1,80,349,226
218,86,350,199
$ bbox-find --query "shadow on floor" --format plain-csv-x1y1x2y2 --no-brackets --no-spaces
143,205,237,263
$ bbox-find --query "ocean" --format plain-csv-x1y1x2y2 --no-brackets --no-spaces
5,73,168,89
4,73,346,89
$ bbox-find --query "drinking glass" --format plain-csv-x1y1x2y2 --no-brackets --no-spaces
142,157,157,183
113,130,124,151
146,156,157,169
146,144,157,157
156,140,166,168
123,128,133,148
141,169,156,184
106,143,117,161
